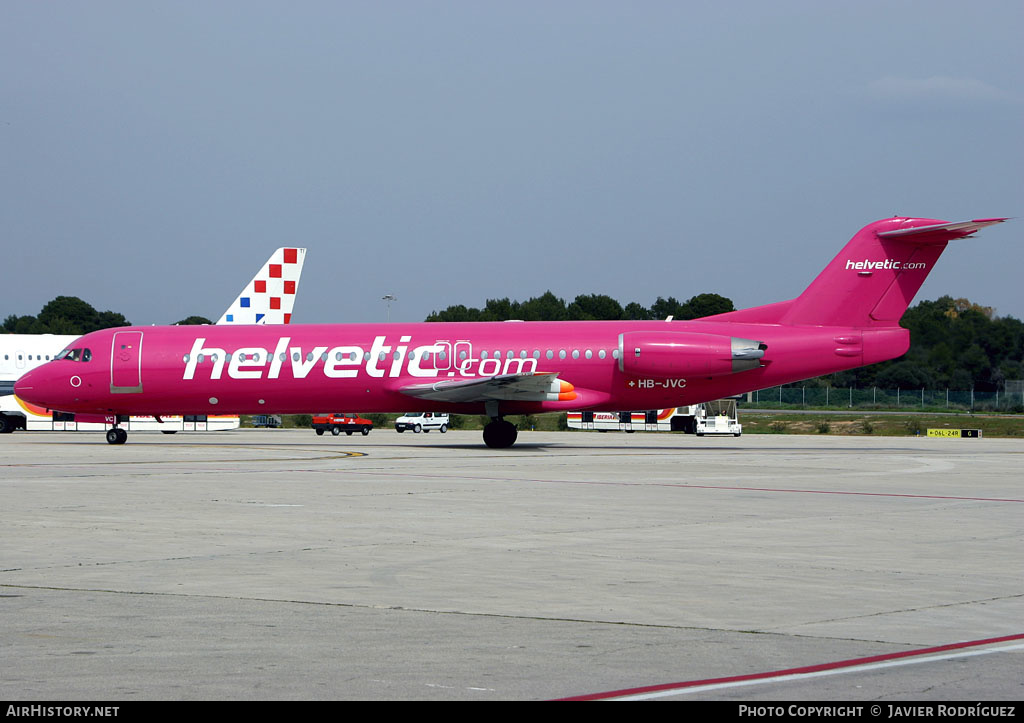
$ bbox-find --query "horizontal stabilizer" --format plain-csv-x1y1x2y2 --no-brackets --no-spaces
400,372,576,403
876,218,1008,242
773,217,1008,327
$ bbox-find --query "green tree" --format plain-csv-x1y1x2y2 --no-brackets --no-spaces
37,296,95,330
35,296,129,334
926,342,956,385
959,343,991,382
518,291,568,321
95,310,131,329
426,291,571,322
678,293,735,319
425,304,483,322
649,296,687,320
823,296,1022,390
624,302,651,320
566,294,625,320
481,297,516,321
875,361,935,389
3,314,44,334
4,297,130,335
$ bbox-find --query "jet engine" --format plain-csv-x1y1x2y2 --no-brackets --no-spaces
618,331,766,377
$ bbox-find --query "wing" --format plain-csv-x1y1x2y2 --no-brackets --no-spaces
399,372,577,403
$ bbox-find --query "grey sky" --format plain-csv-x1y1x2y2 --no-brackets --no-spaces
3,1,1021,325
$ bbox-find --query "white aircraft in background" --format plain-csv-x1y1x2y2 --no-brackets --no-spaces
0,247,306,433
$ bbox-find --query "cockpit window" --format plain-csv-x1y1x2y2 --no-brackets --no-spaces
56,348,92,362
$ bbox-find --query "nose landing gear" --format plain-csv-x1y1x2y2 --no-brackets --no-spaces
106,426,128,445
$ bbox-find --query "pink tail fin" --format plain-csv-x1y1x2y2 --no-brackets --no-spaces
712,218,1007,328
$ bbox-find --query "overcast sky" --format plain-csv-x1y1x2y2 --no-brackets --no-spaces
3,1,1021,326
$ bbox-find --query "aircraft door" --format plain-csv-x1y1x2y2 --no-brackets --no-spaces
454,341,472,373
430,341,452,371
110,331,144,394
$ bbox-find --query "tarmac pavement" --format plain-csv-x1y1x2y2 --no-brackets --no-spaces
1,429,1021,700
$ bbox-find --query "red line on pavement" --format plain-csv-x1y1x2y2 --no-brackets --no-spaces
557,632,1024,701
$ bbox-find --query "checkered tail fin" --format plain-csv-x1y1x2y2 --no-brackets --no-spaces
215,248,306,325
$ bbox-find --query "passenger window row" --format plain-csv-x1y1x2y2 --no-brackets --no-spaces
184,347,622,364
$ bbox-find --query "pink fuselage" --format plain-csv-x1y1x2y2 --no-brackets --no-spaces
16,217,1007,427
14,319,910,418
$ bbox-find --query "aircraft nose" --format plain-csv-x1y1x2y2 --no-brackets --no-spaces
13,368,40,402
14,366,61,407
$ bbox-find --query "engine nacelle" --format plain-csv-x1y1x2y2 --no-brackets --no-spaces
618,331,765,378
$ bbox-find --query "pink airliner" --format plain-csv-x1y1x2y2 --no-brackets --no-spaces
14,217,1007,448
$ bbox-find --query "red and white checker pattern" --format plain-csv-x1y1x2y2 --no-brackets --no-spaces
216,247,306,325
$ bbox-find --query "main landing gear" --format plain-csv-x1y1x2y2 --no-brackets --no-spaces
106,426,128,445
482,402,518,449
482,419,517,448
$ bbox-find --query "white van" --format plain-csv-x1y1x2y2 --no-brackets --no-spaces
395,412,450,433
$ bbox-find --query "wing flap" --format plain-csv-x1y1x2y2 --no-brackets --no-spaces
400,372,576,403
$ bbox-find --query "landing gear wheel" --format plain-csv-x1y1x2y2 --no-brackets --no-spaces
106,428,127,445
483,420,518,449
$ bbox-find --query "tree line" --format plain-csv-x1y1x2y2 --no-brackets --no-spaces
425,292,1022,392
2,296,210,335
4,293,1021,392
425,291,735,322
831,297,1023,392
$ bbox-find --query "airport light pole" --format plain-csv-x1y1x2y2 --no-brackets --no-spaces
382,294,397,322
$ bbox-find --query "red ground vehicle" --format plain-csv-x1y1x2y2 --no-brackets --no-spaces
312,413,373,436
